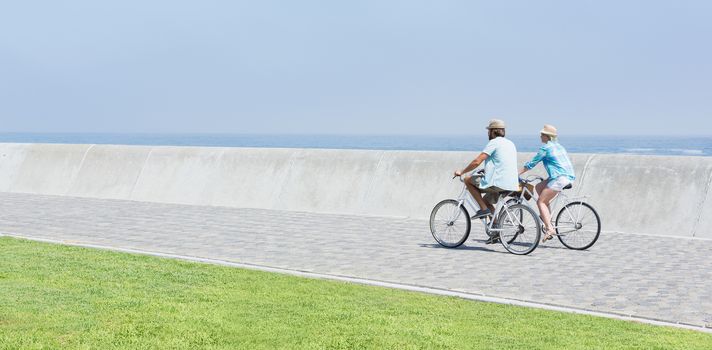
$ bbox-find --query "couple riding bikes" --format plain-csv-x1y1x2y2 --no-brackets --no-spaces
453,119,575,244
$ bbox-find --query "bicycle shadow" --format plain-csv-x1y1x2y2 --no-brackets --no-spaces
418,242,509,254
420,238,576,253
529,243,569,250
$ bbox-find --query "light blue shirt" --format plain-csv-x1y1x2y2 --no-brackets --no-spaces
479,137,519,191
524,141,576,181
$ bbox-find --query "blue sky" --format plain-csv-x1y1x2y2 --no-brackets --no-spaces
1,1,710,135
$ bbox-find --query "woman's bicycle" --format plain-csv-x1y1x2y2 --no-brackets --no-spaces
510,175,601,250
429,172,542,255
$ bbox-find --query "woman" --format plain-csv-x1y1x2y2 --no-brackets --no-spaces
519,124,576,242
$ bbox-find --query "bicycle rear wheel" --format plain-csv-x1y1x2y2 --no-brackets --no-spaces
497,203,541,255
555,201,601,250
430,199,471,248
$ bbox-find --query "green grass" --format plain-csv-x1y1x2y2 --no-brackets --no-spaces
0,237,710,349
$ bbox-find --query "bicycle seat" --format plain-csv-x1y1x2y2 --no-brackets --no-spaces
563,183,573,190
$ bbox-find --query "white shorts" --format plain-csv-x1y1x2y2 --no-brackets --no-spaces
547,176,572,192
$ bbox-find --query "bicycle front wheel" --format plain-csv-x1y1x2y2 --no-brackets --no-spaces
555,202,601,250
497,203,541,255
430,199,471,248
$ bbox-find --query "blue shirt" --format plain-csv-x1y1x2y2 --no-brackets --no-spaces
479,137,519,191
524,141,576,181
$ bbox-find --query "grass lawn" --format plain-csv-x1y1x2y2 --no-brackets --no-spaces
1,237,710,349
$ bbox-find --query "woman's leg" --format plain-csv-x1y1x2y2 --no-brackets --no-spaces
535,181,547,197
537,186,559,237
534,181,548,219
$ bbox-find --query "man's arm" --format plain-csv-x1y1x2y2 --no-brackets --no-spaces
454,152,489,177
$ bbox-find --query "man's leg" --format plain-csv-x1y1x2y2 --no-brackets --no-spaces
482,193,497,214
481,190,500,243
464,176,495,214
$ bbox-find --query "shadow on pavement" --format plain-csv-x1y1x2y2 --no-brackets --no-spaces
418,242,508,254
419,238,582,253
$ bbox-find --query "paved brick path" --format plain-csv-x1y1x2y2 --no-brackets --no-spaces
1,192,710,328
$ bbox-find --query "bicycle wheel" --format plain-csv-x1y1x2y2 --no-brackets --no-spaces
497,203,541,255
555,202,601,250
430,199,471,248
490,198,523,242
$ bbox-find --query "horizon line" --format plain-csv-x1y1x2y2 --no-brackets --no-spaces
2,131,712,138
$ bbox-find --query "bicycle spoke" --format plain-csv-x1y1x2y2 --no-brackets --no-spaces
497,204,540,255
430,200,471,248
556,202,600,250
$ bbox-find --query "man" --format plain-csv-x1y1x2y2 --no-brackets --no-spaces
454,119,519,231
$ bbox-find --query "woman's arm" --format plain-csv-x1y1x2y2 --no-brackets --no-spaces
523,146,547,171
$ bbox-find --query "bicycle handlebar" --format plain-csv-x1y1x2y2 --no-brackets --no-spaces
455,172,541,185
519,175,544,184
453,170,485,182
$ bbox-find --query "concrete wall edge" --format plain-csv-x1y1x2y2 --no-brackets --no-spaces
691,169,712,237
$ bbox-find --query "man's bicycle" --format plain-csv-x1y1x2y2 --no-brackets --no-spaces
510,175,601,250
429,173,542,255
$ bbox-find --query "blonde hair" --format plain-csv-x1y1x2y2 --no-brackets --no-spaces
542,134,558,142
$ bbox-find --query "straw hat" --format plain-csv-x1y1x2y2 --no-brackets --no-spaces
540,124,558,137
486,119,506,130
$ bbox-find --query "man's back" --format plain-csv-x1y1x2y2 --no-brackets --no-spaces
480,136,519,191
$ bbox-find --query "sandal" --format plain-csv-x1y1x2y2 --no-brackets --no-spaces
541,228,556,243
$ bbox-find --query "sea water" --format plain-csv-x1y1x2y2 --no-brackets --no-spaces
0,133,710,157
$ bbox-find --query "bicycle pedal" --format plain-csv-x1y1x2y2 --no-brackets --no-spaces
485,237,501,244
471,214,492,220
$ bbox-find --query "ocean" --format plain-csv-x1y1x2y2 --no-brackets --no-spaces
0,133,711,157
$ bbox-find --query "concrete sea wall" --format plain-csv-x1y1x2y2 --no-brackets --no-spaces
0,143,710,238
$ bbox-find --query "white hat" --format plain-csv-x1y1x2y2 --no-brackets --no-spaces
486,119,506,129
540,124,558,137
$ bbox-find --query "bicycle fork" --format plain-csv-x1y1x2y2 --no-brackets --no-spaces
445,200,467,225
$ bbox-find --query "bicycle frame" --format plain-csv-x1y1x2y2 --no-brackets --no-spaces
449,177,525,233
515,177,590,231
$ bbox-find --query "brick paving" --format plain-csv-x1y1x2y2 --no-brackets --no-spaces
1,192,710,327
